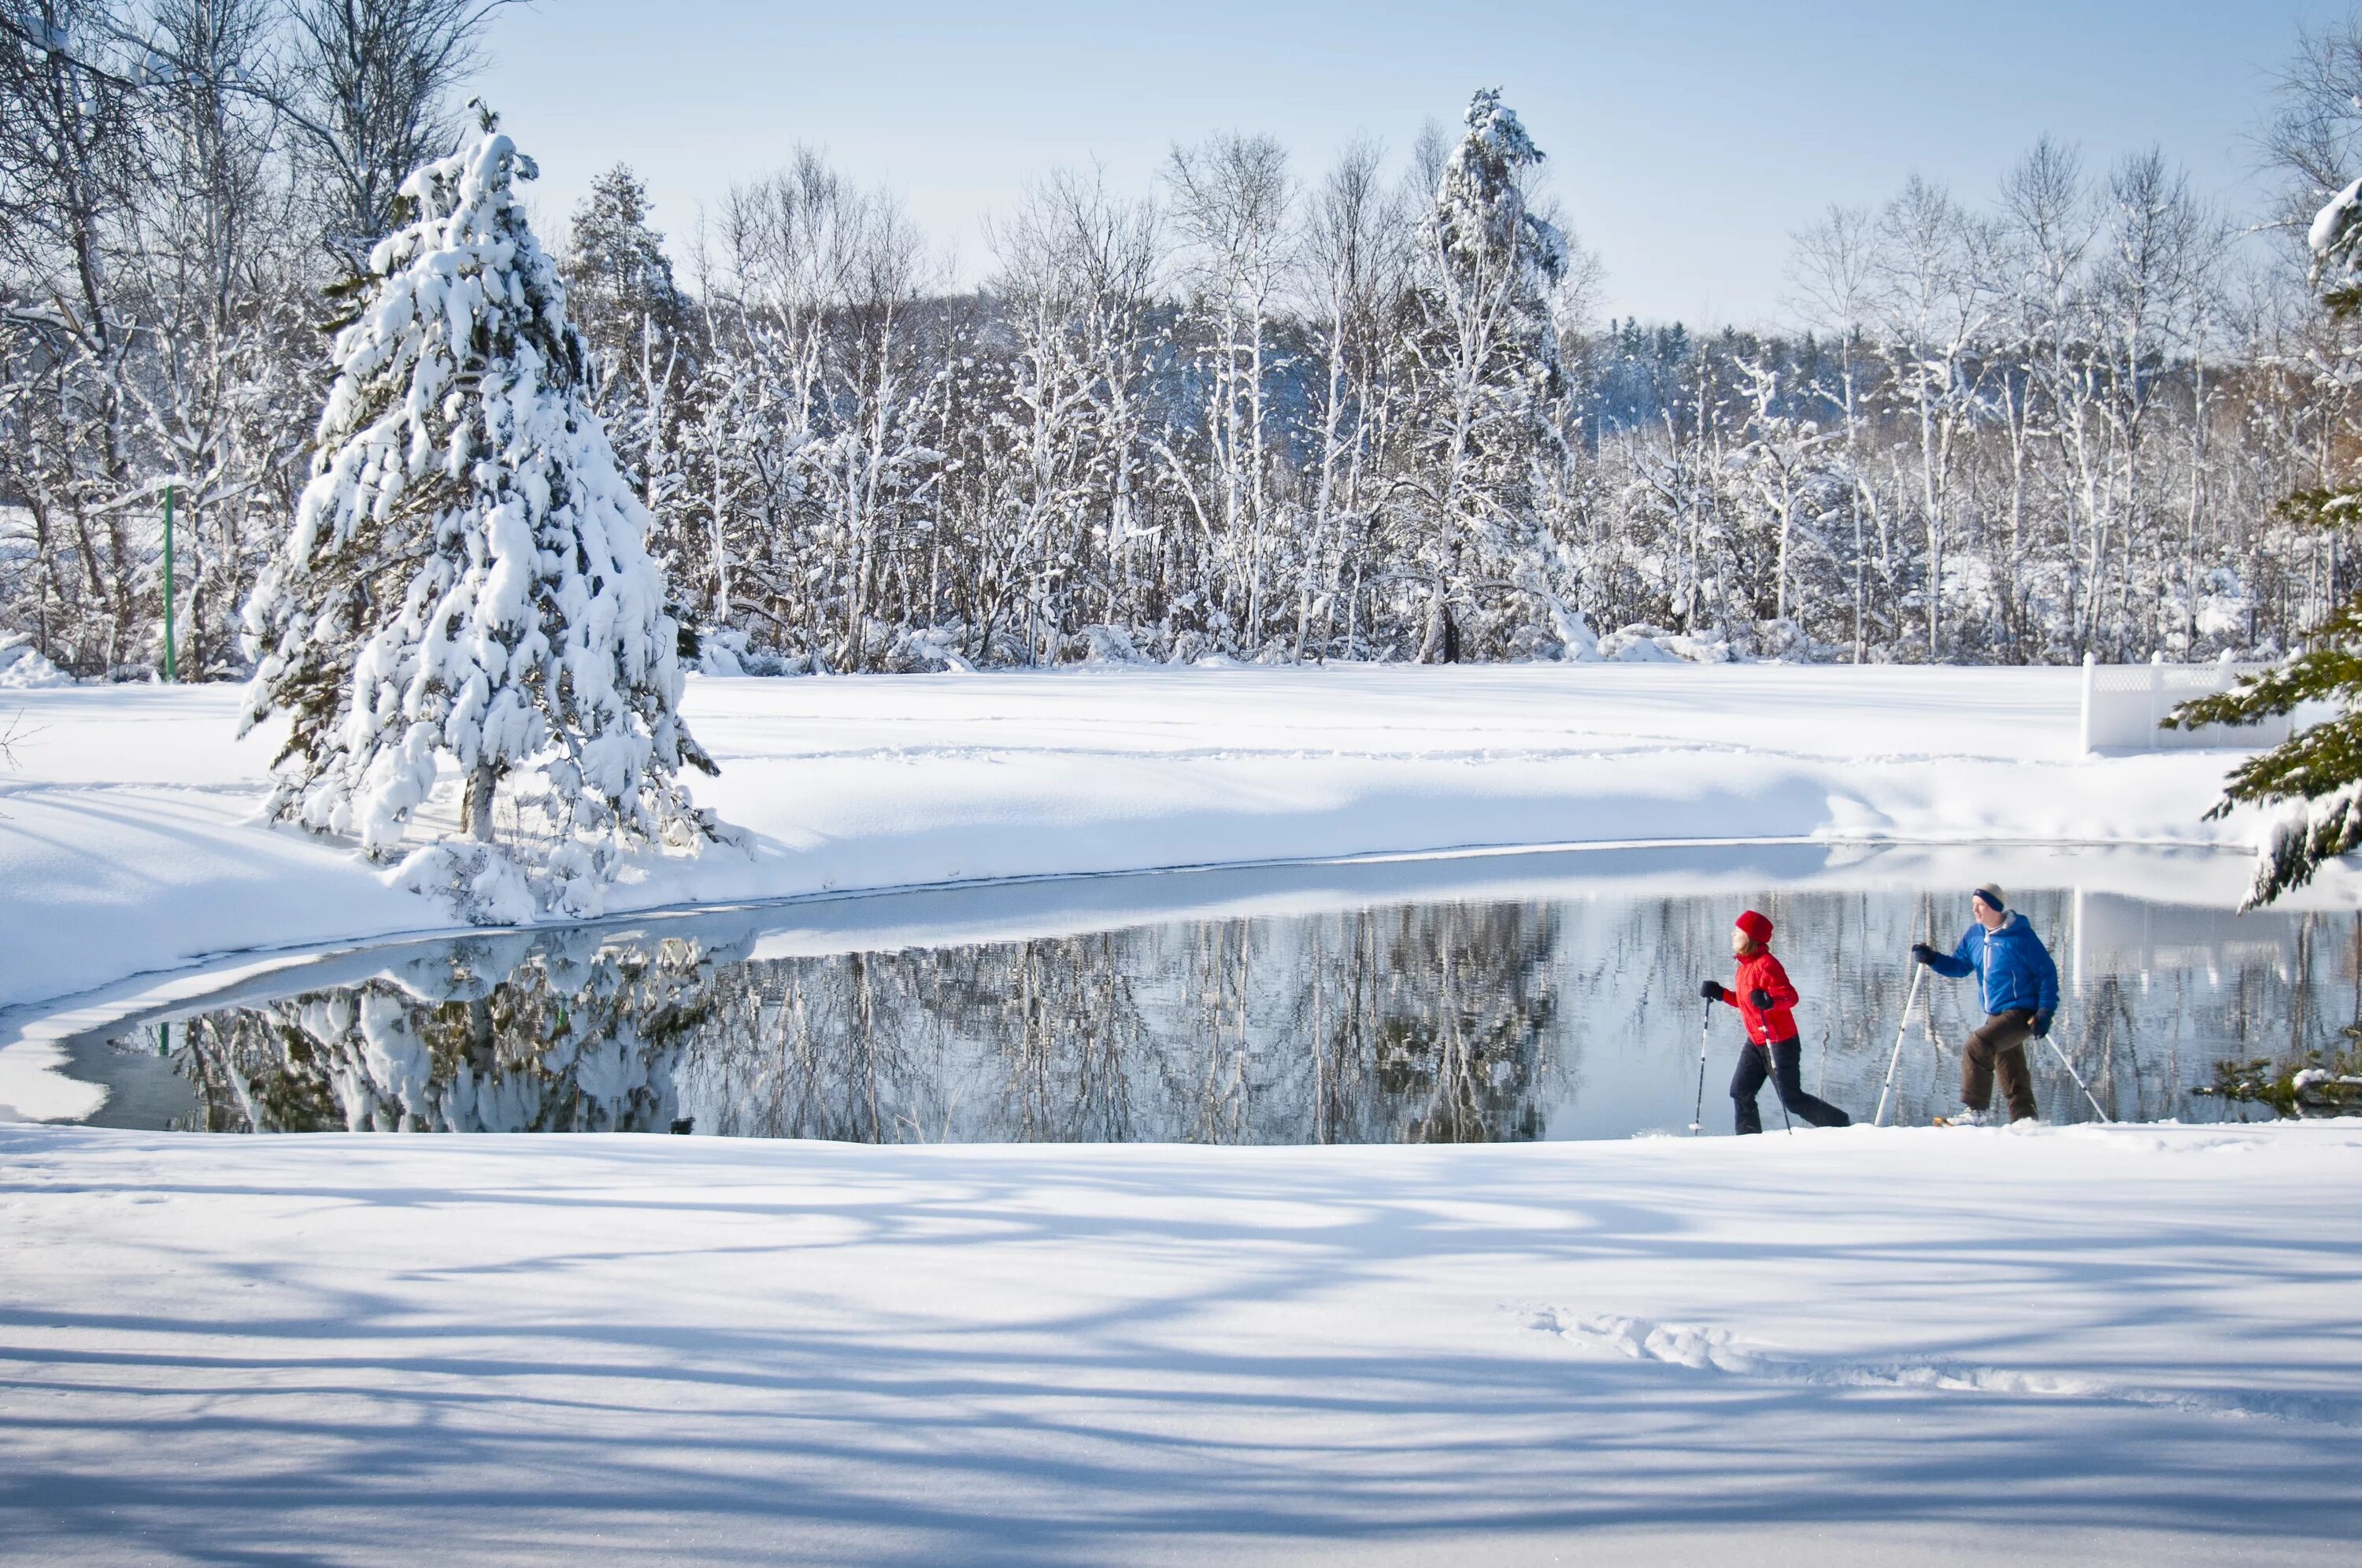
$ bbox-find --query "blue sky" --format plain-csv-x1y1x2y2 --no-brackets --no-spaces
475,2,2354,325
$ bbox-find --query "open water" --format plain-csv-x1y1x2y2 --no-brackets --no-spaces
56,844,2356,1141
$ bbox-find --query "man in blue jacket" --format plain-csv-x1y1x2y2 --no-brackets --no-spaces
1910,883,2058,1125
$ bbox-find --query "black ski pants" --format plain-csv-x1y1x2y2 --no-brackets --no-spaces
1731,1037,1852,1135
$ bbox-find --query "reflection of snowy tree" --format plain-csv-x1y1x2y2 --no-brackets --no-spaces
174,930,720,1131
683,949,941,1141
988,934,1146,1142
684,934,1151,1142
1362,904,1559,1142
1246,904,1566,1145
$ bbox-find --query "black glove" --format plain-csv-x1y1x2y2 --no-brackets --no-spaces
1909,942,1937,965
2031,1009,2053,1037
1749,988,1775,1011
1699,980,1727,1002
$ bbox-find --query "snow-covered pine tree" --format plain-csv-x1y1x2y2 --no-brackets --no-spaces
239,109,720,920
2166,176,2362,905
562,165,693,524
1399,89,1582,662
565,165,690,354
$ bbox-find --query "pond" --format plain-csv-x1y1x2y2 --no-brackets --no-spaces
51,844,2361,1143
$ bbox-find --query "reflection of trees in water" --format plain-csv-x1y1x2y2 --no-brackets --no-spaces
143,892,2362,1141
679,904,1565,1144
690,949,933,1142
1361,904,1557,1143
169,932,720,1133
682,936,1146,1141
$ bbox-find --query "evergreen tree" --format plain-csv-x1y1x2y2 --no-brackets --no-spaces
563,163,690,357
1398,89,1578,662
562,164,694,550
2167,176,2362,905
239,109,720,919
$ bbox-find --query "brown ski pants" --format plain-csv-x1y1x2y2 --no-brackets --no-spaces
1963,1009,2041,1122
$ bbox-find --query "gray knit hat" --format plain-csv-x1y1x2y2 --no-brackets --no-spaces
1972,884,2006,912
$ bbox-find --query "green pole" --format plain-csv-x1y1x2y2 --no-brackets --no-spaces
161,483,176,683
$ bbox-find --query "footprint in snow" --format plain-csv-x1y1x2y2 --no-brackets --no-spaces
1527,1307,2359,1429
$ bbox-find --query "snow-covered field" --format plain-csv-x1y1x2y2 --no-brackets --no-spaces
4,669,2356,1562
0,664,2269,1023
3,1119,2356,1565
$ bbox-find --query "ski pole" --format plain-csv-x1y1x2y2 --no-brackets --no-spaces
1769,1042,1794,1135
1873,961,1927,1128
2039,1019,2108,1122
1688,1001,1712,1134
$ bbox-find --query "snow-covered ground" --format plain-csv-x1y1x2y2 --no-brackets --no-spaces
0,665,2271,1023
2,1119,2356,1565
4,670,2353,1562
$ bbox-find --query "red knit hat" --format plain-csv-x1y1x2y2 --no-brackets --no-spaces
1734,909,1774,945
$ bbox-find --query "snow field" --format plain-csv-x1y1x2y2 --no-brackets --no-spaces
2,1119,2356,1565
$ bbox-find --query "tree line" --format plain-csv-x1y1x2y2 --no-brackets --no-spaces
9,0,2362,679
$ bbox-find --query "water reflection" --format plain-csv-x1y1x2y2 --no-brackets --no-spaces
172,934,716,1133
83,864,2362,1142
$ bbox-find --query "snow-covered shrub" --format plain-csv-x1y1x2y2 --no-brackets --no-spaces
1597,628,1678,664
1075,624,1148,665
1168,628,1224,666
1596,623,1734,664
239,112,725,919
391,841,544,924
886,625,979,673
1745,618,1831,664
695,627,799,677
0,633,72,689
693,630,748,677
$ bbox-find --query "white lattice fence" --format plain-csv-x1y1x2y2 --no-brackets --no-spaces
2078,656,2290,753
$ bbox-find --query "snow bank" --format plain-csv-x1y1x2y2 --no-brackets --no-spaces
2,1119,2356,1564
0,665,2290,1030
0,631,71,689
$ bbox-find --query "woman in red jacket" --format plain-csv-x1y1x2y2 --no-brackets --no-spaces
1699,909,1853,1135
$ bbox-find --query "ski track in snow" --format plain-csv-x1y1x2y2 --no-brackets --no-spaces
1531,1307,2362,1428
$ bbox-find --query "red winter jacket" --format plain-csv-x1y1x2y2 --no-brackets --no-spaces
1721,949,1801,1046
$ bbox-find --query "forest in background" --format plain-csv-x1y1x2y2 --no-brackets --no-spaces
10,0,2362,681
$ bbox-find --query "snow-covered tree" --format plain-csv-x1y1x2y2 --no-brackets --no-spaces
1396,89,1579,661
239,110,720,918
562,164,692,523
1167,133,1294,653
2169,175,2362,905
1294,137,1412,660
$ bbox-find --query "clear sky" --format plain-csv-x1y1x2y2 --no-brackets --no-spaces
472,1,2355,327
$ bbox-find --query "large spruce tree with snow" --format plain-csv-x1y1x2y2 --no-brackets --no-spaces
240,110,718,918
1401,89,1578,663
2168,178,2362,905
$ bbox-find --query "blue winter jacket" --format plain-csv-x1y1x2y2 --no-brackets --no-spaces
1927,912,2060,1017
